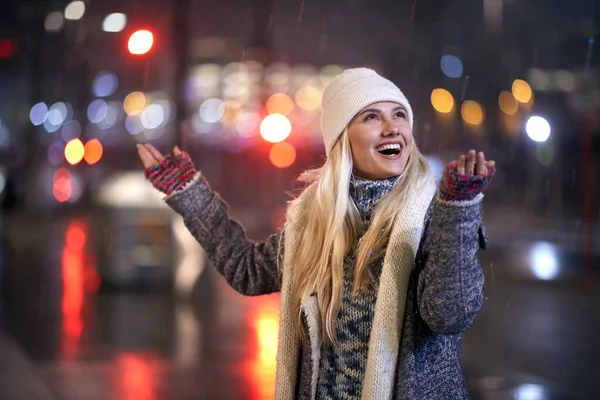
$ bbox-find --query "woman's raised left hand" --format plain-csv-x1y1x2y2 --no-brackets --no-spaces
453,150,495,177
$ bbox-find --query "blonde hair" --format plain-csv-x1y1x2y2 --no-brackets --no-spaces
287,129,433,346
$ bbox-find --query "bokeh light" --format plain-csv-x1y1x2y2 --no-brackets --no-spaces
125,115,144,135
529,243,559,280
48,102,68,126
266,93,294,115
92,72,119,97
48,142,65,165
219,100,242,126
45,12,64,32
102,13,127,33
260,114,292,143
53,168,72,203
64,1,85,20
124,92,146,115
461,100,485,125
87,100,108,124
295,86,322,110
512,79,533,103
84,139,103,165
97,101,122,130
65,139,85,165
526,116,551,142
141,104,165,129
431,89,454,113
498,91,518,115
61,120,82,142
236,111,261,137
30,102,49,126
440,55,463,78
199,98,225,123
269,142,297,168
128,30,154,55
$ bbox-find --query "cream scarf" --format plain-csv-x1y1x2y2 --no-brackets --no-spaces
275,177,436,400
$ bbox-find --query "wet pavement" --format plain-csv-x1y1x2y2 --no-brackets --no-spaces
0,213,599,399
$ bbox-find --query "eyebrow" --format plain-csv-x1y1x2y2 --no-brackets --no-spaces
357,106,406,118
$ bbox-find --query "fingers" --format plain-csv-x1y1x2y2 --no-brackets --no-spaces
457,155,466,175
173,146,182,157
145,144,165,163
137,144,159,169
466,150,476,175
475,152,487,176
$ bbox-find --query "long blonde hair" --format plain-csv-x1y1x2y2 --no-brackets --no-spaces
287,129,433,346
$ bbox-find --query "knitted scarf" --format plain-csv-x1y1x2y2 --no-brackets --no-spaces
275,176,437,400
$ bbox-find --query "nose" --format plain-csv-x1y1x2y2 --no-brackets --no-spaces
383,120,400,136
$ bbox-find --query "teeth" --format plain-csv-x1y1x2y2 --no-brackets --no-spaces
376,143,401,151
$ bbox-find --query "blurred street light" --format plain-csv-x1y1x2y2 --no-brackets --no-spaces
526,116,551,142
64,1,85,21
461,100,485,125
260,114,291,143
512,79,533,103
269,142,297,168
128,30,154,55
431,88,454,113
102,13,127,33
65,139,85,165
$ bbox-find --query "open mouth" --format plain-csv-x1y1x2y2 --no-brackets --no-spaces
376,143,402,158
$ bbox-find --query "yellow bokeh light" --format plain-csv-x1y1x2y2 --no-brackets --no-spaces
295,86,322,110
512,79,533,103
124,92,146,115
269,142,297,169
461,100,485,125
498,91,518,115
260,114,292,143
64,139,85,165
219,100,242,126
266,93,294,115
431,88,454,113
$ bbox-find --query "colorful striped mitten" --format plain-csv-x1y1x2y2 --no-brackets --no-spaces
144,152,197,195
438,161,495,201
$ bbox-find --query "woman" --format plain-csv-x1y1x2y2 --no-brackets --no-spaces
137,68,495,399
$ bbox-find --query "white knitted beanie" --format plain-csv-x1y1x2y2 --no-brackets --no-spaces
321,68,413,155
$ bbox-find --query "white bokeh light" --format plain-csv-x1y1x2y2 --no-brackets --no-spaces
30,102,49,126
64,1,85,20
45,12,64,32
529,242,559,280
141,104,165,129
102,13,127,32
87,100,108,124
526,116,551,142
199,98,225,123
92,72,119,97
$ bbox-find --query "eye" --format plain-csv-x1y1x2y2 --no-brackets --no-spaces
364,113,379,121
396,110,407,119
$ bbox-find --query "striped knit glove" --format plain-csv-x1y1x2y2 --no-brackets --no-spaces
144,152,197,196
438,161,495,201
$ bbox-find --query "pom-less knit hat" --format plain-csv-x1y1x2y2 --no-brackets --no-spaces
321,68,413,156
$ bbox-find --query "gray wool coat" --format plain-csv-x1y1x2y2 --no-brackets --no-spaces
166,174,489,399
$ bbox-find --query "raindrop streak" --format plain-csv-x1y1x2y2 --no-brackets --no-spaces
584,37,595,77
410,0,418,20
298,1,305,23
460,76,470,101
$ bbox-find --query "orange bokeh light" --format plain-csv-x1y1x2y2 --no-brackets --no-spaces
65,139,85,165
269,142,297,168
84,139,103,165
128,30,154,55
266,93,294,115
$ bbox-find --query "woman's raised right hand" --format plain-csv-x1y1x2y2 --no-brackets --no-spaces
137,143,198,195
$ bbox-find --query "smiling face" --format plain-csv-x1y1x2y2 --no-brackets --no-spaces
347,101,413,180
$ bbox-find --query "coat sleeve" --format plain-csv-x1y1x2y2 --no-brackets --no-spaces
165,173,283,296
416,193,487,335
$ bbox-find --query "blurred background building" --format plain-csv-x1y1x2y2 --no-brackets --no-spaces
0,0,599,399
